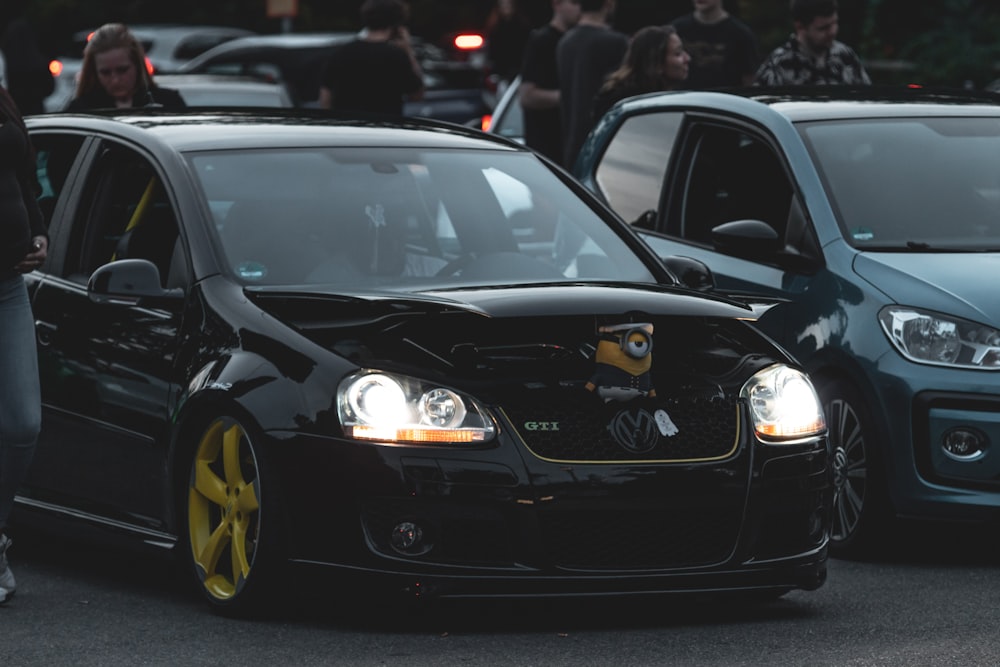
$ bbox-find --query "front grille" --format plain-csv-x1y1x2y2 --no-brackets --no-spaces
540,505,741,569
504,392,740,463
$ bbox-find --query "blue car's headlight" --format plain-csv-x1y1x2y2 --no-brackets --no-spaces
338,370,497,444
741,365,826,441
879,307,1000,369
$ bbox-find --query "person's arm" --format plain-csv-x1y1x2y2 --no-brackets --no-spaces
391,26,425,101
519,81,558,110
318,85,333,109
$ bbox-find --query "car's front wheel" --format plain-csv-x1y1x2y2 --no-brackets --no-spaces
184,415,282,615
818,377,890,557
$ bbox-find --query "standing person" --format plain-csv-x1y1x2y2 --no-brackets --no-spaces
592,25,689,120
319,0,424,116
0,2,54,115
518,0,582,164
66,23,186,111
755,0,870,86
672,0,758,88
557,0,627,169
485,0,531,95
0,84,47,604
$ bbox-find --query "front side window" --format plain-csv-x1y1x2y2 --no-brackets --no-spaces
595,112,682,224
677,126,793,245
65,142,182,287
188,147,655,289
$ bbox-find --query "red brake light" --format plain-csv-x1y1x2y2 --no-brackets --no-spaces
480,114,493,132
49,60,64,77
454,33,484,50
145,57,155,76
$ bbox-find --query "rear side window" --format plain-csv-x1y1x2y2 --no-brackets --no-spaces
595,111,681,224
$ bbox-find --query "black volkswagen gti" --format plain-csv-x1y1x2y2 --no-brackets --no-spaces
19,109,830,615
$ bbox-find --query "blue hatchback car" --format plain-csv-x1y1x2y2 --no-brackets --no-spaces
575,87,1000,556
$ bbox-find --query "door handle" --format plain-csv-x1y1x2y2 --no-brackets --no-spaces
35,320,57,347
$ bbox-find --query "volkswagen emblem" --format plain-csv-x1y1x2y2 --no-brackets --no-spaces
609,407,659,454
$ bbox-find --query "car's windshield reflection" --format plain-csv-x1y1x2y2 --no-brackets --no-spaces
188,147,655,288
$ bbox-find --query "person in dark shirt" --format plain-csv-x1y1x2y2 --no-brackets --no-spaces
486,0,531,91
556,0,627,169
518,0,581,164
672,0,758,88
319,0,424,116
593,25,690,121
0,9,54,115
66,23,186,111
0,84,47,604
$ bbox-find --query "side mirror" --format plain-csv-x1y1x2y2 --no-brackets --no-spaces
632,209,657,230
711,219,781,256
88,259,184,306
661,255,715,291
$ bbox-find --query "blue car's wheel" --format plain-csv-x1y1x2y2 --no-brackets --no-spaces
820,377,888,557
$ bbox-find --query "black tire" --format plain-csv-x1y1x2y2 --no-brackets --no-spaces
183,415,284,616
817,376,890,558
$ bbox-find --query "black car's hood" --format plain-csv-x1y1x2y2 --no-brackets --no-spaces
243,281,777,397
245,282,757,327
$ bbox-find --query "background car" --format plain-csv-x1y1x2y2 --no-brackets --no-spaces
177,32,493,123
44,24,256,112
153,74,293,108
574,87,1000,556
483,73,524,139
19,109,830,614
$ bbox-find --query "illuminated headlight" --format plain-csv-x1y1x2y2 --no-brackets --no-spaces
879,307,1000,369
741,365,826,441
338,371,496,445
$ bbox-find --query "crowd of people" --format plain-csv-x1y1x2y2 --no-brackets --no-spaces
514,0,869,167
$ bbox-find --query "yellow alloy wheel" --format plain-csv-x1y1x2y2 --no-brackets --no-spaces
188,417,261,601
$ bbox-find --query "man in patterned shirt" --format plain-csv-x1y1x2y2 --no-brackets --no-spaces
754,0,870,86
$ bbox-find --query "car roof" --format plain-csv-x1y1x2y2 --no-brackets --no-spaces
616,86,1000,123
27,110,525,153
154,73,287,89
182,32,355,59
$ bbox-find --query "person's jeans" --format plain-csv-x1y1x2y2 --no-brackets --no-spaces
0,273,40,533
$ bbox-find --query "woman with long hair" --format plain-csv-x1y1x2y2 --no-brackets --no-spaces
592,25,690,121
67,23,186,111
0,84,47,604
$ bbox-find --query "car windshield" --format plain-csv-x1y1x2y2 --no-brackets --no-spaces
799,116,1000,251
187,146,656,288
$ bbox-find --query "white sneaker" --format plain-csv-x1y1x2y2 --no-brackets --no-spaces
0,534,15,603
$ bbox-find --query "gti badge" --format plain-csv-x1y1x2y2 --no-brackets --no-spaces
524,421,560,431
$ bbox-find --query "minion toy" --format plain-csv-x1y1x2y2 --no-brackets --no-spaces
585,322,656,402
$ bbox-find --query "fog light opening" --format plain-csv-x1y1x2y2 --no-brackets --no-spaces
941,427,988,462
390,521,433,556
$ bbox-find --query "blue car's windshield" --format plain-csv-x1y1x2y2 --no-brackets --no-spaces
799,116,1000,251
186,147,656,288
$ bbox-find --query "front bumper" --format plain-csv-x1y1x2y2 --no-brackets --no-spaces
289,546,828,601
268,420,830,600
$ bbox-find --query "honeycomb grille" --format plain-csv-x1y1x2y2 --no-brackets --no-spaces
504,393,740,463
